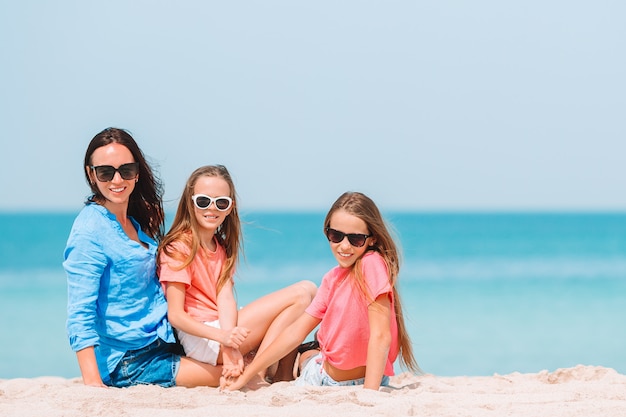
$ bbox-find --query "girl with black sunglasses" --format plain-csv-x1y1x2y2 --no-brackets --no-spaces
158,165,317,387
224,191,420,391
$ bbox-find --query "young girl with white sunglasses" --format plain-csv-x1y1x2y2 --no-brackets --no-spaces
158,165,316,387
224,191,420,390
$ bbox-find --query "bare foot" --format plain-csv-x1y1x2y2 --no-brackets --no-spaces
244,373,271,391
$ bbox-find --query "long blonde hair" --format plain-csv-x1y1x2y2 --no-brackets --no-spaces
158,165,241,293
323,191,420,373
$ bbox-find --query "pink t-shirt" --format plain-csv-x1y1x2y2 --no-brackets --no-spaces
306,251,399,376
158,237,231,323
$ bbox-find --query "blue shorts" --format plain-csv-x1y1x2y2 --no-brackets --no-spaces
294,353,390,387
106,338,181,388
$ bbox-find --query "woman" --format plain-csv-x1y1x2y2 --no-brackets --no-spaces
64,127,227,387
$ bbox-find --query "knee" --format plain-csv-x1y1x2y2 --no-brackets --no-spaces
295,280,317,304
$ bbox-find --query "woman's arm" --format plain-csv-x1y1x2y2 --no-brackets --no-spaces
64,229,107,386
76,347,106,387
364,293,392,390
165,282,248,347
224,312,320,390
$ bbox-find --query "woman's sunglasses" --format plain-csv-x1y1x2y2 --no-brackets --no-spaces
90,163,139,182
191,194,233,211
325,227,371,247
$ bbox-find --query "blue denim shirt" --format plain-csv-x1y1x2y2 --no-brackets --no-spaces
64,203,174,382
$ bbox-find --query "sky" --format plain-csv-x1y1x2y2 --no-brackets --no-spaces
1,1,625,213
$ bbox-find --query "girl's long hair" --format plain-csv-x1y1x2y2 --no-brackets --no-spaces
323,191,420,373
158,165,241,293
83,127,165,240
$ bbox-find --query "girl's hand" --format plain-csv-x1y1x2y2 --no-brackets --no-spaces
221,346,244,378
220,373,247,391
221,326,249,349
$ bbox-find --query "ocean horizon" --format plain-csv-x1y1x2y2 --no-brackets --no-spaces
1,210,625,379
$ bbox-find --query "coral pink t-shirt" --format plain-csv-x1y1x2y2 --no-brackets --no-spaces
158,238,231,323
305,251,399,376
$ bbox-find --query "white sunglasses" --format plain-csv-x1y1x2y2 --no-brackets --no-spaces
191,194,233,211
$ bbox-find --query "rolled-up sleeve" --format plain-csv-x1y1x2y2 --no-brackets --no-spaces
64,231,107,352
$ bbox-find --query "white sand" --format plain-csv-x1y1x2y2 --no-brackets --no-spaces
1,365,625,417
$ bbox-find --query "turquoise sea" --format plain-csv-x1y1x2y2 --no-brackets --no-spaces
1,211,625,379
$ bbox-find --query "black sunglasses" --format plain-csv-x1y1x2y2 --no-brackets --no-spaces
325,227,371,247
90,162,139,182
191,194,233,211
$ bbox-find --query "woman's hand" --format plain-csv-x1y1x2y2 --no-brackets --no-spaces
83,378,108,388
76,347,108,388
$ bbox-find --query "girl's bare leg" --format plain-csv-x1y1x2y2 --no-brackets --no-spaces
175,356,223,387
176,280,316,388
267,346,298,382
237,280,317,380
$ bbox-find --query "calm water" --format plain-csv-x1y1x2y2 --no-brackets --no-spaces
1,211,625,379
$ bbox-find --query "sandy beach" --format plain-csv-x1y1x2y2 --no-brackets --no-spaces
1,365,624,417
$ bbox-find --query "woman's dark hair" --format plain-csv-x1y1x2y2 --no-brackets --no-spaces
83,127,165,240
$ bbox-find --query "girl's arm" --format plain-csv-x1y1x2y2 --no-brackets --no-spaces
216,278,240,344
216,278,245,376
165,282,248,348
364,293,393,390
223,312,320,391
76,347,106,387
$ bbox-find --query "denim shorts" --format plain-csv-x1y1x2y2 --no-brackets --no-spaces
106,338,181,388
294,353,390,387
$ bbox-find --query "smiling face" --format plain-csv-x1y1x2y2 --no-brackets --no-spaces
326,208,375,268
192,175,233,241
86,142,137,212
